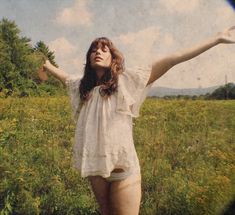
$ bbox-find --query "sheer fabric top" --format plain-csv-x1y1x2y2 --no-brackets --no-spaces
65,66,154,178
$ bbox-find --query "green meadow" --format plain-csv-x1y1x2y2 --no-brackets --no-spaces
0,97,234,215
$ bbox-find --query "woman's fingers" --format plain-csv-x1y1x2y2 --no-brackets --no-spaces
38,67,48,81
228,25,235,31
217,25,235,44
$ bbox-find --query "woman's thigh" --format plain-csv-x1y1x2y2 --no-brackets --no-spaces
109,173,142,215
87,176,111,214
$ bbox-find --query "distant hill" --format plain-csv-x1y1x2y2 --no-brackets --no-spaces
147,85,221,97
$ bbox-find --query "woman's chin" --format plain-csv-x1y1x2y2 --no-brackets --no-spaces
92,63,109,70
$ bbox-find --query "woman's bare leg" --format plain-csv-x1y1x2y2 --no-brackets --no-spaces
87,176,111,215
109,173,142,215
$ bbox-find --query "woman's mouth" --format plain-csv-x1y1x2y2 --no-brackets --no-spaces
95,56,103,61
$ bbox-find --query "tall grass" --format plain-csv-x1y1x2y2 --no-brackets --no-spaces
136,99,235,215
0,97,234,214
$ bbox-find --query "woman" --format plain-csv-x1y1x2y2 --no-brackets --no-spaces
41,26,235,215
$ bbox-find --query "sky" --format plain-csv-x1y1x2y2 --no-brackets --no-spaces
0,0,235,89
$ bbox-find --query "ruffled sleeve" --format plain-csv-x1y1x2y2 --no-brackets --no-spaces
116,66,154,118
65,75,82,123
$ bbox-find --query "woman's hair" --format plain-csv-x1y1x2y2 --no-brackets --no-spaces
79,37,125,105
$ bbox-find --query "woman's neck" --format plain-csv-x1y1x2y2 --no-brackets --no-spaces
96,69,105,85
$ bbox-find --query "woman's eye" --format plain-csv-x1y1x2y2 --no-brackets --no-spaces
102,47,108,52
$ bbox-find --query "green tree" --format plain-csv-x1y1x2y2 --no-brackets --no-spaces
34,41,58,67
0,18,64,97
208,82,235,100
228,87,235,99
0,18,37,96
0,34,15,94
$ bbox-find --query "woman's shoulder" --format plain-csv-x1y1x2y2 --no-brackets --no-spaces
118,65,152,86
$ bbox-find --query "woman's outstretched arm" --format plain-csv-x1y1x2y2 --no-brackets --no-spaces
146,26,235,86
42,60,70,87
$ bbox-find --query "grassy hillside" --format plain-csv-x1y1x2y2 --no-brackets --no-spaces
0,97,234,215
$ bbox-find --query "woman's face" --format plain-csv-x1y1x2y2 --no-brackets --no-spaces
89,44,112,70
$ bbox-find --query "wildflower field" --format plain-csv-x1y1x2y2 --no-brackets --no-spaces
0,97,234,215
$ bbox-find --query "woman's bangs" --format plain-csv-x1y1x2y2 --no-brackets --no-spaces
91,38,110,50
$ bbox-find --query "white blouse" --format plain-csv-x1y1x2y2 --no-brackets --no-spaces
65,66,153,178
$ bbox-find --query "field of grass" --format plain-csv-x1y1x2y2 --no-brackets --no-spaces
0,97,234,215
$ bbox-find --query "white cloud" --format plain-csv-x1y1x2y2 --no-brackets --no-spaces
49,37,76,57
55,0,93,27
114,26,176,67
48,37,84,75
114,26,161,66
159,0,200,13
117,26,160,45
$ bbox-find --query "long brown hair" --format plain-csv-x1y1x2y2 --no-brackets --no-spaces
79,37,125,105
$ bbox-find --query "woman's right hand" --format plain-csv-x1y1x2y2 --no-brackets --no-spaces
38,58,69,86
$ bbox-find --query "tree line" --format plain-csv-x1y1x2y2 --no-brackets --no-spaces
159,83,235,100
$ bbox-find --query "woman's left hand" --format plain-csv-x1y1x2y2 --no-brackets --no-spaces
217,26,235,44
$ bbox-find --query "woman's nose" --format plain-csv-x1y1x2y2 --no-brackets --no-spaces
95,48,102,55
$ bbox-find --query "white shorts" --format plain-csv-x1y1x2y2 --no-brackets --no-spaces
104,170,133,182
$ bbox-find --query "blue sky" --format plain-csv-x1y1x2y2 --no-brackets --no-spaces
0,0,235,88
